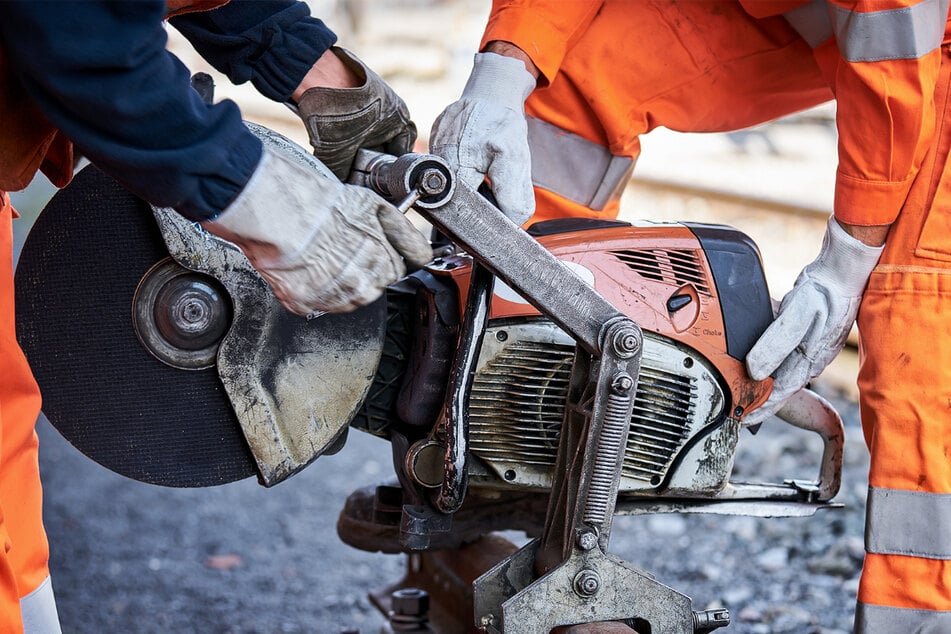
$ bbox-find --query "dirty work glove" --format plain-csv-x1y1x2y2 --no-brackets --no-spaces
429,52,536,225
296,47,416,181
203,147,432,315
743,217,883,427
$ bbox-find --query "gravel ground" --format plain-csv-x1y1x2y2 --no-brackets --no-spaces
38,376,868,634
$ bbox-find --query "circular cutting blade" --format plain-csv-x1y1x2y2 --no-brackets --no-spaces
15,165,258,487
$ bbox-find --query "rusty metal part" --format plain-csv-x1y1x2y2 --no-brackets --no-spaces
370,534,519,634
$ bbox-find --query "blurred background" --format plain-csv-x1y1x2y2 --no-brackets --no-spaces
11,1,866,632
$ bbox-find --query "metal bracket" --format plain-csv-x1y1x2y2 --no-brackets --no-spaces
474,539,696,634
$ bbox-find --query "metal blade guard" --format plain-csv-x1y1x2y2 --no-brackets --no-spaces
14,123,386,487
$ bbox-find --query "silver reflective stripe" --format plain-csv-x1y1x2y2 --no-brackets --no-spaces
784,0,834,48
866,486,951,559
855,602,951,633
785,0,949,59
527,116,635,210
20,575,61,634
831,0,948,62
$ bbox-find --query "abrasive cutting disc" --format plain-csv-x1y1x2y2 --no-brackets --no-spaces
15,165,259,487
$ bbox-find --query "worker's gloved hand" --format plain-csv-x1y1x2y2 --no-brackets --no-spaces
296,47,417,181
743,217,883,427
429,52,537,225
202,147,432,316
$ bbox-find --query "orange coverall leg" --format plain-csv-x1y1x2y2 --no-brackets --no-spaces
853,44,951,631
509,1,951,628
521,0,831,223
0,192,52,633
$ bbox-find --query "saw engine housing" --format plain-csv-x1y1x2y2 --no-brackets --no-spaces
355,217,774,498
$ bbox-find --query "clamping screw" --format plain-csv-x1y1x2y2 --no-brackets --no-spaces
573,570,601,597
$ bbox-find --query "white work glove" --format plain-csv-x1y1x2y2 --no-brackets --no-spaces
203,147,433,315
429,52,536,225
743,217,883,427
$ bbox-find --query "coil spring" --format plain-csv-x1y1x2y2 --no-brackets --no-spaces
583,389,632,525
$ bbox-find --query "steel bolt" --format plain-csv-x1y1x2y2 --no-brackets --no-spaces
611,373,634,394
181,300,205,323
576,528,599,551
573,569,601,597
479,614,496,628
418,168,447,195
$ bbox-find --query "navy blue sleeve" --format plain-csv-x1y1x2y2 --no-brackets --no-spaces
0,0,261,221
170,0,337,102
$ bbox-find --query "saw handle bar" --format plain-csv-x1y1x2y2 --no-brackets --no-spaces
775,389,844,503
431,260,494,514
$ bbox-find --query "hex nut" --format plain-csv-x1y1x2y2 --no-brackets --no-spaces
573,570,601,597
391,587,430,617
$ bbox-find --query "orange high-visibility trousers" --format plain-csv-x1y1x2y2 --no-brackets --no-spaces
520,0,831,223
0,192,53,633
853,44,951,632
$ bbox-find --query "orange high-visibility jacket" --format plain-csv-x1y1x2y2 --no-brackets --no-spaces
481,0,951,227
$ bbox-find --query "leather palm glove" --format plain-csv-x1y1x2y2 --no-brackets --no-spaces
203,146,432,316
743,217,883,427
296,47,416,181
429,52,537,225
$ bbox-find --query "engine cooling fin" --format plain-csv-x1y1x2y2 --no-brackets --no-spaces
468,323,725,491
